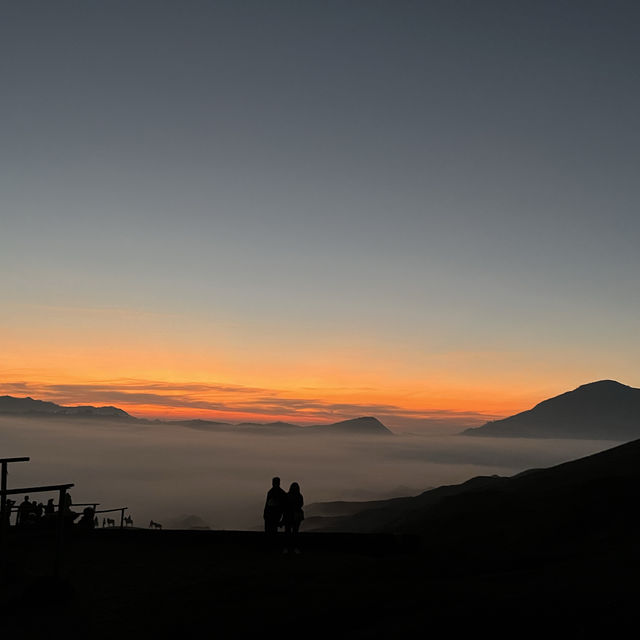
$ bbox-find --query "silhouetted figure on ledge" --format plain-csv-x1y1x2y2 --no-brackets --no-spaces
282,482,304,554
3,499,15,527
40,499,57,531
77,507,96,530
263,477,287,535
17,496,32,526
62,491,73,513
60,492,79,527
33,501,44,519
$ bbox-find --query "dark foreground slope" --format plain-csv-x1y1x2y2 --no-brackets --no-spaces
1,522,638,639
463,379,640,439
308,435,640,543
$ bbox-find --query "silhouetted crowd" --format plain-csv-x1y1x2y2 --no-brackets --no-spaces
5,494,97,530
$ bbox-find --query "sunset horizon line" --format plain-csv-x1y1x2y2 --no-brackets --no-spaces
2,376,634,430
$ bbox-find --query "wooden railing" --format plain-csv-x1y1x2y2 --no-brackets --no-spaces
0,457,75,577
95,507,129,528
0,456,133,578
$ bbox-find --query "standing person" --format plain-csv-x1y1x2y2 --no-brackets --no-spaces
283,482,304,554
62,491,73,512
17,496,32,526
2,499,15,528
263,477,287,535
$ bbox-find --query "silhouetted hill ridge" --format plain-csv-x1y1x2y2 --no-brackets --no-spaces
307,416,392,435
0,395,392,435
307,436,640,538
462,380,640,439
0,395,131,418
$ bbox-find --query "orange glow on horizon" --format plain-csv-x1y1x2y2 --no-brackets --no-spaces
3,304,630,428
0,367,554,428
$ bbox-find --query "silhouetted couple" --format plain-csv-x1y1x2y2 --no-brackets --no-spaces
263,477,304,552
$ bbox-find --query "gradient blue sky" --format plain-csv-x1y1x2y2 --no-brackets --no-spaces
1,1,638,426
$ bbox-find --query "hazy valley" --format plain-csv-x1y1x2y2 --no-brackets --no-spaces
0,413,618,531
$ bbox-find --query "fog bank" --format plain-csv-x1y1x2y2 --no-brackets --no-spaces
0,416,619,529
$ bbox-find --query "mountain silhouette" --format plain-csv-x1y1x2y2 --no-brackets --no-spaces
231,416,392,435
171,418,235,431
0,395,131,418
307,434,640,543
462,380,640,439
0,395,392,435
307,416,392,435
235,421,301,433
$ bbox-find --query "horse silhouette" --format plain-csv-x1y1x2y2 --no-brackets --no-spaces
149,520,162,529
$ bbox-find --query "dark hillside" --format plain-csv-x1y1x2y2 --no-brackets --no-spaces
306,416,393,435
310,437,640,549
0,396,131,418
463,380,640,439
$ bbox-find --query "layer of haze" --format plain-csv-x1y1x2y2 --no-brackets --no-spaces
0,416,619,530
1,1,639,423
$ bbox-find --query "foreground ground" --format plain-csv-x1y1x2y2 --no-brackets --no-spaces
1,527,638,638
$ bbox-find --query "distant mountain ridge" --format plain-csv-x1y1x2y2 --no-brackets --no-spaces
307,416,391,435
171,415,392,435
0,396,393,435
0,395,131,418
462,380,640,440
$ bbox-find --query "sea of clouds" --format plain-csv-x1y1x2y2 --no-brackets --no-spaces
0,416,619,530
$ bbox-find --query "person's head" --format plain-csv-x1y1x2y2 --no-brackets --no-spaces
289,482,300,494
272,477,281,488
23,496,29,502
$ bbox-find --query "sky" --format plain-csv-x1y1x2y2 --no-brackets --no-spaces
1,1,639,429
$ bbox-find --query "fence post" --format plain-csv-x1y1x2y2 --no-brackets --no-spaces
54,487,67,578
0,457,30,577
1,462,8,529
0,462,7,576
